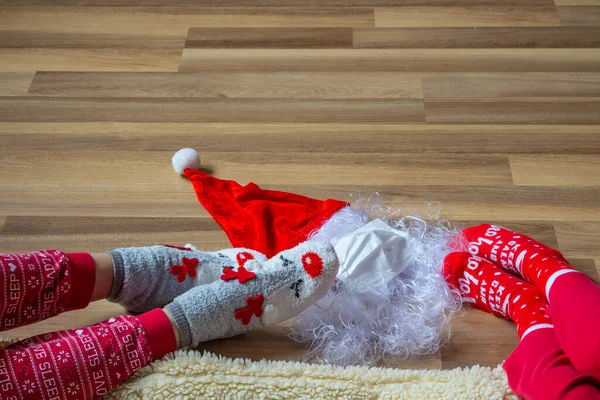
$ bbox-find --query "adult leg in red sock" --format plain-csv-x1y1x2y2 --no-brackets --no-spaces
444,252,600,399
460,225,600,380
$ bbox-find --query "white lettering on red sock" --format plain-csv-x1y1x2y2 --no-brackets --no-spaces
463,225,574,292
446,253,552,338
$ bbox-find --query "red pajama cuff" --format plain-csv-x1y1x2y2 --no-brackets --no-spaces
137,308,178,361
65,252,96,311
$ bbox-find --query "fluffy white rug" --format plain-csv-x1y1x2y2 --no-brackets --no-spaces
105,350,516,400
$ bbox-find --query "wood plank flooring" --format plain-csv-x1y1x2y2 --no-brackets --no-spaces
0,1,599,373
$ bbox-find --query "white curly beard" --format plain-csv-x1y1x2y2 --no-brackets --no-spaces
291,198,463,366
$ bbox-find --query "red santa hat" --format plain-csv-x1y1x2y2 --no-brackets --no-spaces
172,148,459,367
172,148,347,258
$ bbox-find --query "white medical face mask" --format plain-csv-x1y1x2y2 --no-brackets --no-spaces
332,219,422,293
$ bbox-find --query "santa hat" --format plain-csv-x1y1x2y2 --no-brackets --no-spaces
172,148,347,258
172,148,459,367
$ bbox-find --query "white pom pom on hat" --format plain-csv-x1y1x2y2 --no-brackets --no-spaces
172,148,201,175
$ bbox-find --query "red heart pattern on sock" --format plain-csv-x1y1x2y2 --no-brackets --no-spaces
220,266,256,283
234,294,264,325
169,257,199,283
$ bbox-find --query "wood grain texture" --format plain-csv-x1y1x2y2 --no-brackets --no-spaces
0,72,35,96
0,150,512,186
0,7,375,32
0,97,425,123
180,49,600,72
375,6,560,27
0,0,556,5
186,28,353,48
0,31,186,49
28,72,423,99
353,27,600,48
425,99,600,124
559,6,600,26
567,258,600,282
1,1,599,374
0,223,228,254
2,184,598,221
2,123,599,154
510,155,600,186
1,216,221,236
423,72,600,98
0,49,182,72
441,308,519,369
556,0,600,4
555,223,600,258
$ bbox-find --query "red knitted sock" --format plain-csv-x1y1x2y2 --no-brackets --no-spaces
461,224,577,298
444,252,552,338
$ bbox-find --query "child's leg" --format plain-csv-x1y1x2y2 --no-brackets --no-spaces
0,250,112,332
504,328,600,400
0,241,339,399
444,252,600,399
0,244,267,330
0,308,177,399
460,225,600,380
2,244,275,324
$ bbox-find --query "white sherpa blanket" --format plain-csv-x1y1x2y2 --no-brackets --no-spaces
104,350,515,400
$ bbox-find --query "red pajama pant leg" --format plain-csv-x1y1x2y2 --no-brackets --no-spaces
0,251,177,399
0,309,176,399
547,272,600,381
0,250,96,331
504,328,600,400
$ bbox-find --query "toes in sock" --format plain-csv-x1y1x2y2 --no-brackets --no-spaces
461,224,577,297
108,245,267,313
444,252,552,338
166,241,339,348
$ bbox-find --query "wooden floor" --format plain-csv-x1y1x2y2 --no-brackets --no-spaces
1,1,599,372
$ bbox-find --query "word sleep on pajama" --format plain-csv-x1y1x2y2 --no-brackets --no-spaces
0,241,338,399
0,250,175,399
0,227,598,399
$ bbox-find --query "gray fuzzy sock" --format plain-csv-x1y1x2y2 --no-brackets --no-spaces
107,245,266,313
165,241,339,348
